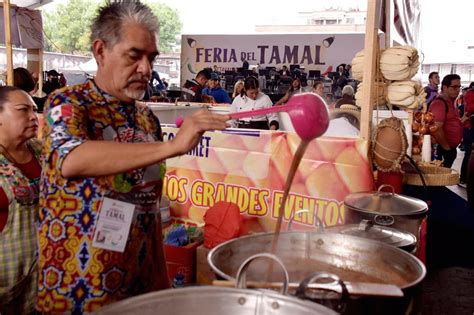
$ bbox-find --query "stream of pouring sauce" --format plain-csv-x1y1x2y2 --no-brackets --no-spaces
267,139,310,278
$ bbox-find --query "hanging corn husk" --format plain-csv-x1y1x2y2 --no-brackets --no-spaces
372,117,408,172
355,81,387,108
380,46,420,81
351,49,384,82
386,80,426,110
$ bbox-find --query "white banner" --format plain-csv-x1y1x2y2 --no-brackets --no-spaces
181,33,374,85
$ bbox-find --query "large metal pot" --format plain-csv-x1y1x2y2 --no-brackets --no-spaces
344,185,428,240
95,253,336,315
208,231,426,314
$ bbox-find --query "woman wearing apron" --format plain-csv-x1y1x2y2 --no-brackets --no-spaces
0,86,41,314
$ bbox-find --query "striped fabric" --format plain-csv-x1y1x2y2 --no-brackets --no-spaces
0,144,41,314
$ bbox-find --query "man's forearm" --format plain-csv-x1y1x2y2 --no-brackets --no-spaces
276,94,289,105
61,140,179,178
60,109,230,178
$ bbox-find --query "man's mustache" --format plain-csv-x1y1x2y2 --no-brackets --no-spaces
127,75,149,85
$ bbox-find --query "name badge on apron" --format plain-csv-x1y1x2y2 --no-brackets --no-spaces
92,197,135,253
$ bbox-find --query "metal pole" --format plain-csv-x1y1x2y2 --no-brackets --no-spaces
2,0,13,85
360,0,381,140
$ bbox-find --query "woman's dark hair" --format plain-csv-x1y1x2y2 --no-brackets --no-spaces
0,86,22,111
241,76,259,97
13,67,36,93
312,80,324,89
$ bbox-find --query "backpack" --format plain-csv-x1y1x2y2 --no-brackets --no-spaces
427,96,448,114
424,86,437,106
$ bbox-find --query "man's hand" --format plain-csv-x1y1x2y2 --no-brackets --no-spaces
202,95,215,104
170,109,229,155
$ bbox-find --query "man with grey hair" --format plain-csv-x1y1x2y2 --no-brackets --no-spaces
36,2,228,313
334,84,356,108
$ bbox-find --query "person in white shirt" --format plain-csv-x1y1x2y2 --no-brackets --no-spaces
231,76,279,130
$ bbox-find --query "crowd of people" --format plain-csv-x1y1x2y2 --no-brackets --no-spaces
178,64,358,131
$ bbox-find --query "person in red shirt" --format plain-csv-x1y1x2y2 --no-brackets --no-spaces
428,74,463,168
460,82,474,186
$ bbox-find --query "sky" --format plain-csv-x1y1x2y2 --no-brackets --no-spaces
157,0,366,34
42,0,474,63
155,0,474,62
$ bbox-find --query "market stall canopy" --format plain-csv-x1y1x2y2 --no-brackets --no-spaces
0,2,45,48
6,0,53,9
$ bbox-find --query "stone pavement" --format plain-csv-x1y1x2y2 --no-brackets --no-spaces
420,149,474,315
422,267,474,315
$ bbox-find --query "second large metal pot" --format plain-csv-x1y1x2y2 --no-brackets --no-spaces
344,185,428,239
94,286,336,315
95,286,339,315
95,253,336,315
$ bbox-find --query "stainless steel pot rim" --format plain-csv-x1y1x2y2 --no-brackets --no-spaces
326,224,417,248
96,286,338,315
344,201,428,216
344,189,429,216
208,231,427,290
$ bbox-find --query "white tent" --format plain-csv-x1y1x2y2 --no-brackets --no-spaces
60,58,97,74
61,58,170,80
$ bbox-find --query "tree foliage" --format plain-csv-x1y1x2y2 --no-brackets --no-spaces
144,1,182,53
42,0,182,54
42,0,102,54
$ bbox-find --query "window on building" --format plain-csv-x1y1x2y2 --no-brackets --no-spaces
326,19,337,25
312,19,324,25
451,64,457,74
